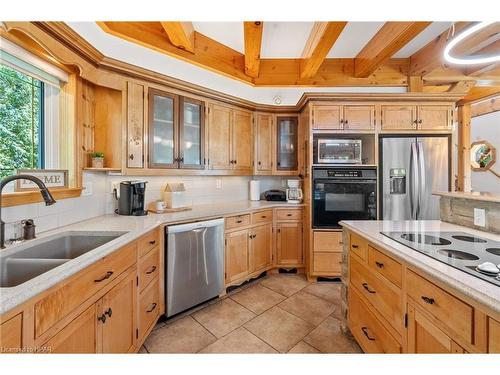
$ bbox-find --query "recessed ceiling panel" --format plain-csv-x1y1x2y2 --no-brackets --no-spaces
260,22,314,58
327,22,385,57
192,22,244,53
393,22,452,57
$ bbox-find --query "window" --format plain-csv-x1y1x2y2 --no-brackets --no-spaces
0,64,45,179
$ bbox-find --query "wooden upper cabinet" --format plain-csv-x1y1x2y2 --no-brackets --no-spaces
255,114,273,172
417,105,452,130
381,105,417,130
99,272,136,353
343,105,375,130
225,229,250,283
276,116,298,171
407,304,465,353
232,110,253,171
312,105,342,130
44,305,98,354
127,82,145,168
276,222,303,266
0,314,23,353
208,104,232,170
179,97,205,169
250,223,272,273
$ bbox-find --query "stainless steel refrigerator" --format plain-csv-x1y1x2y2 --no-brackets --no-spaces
379,135,450,221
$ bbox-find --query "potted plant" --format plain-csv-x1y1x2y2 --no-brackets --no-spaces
90,151,105,168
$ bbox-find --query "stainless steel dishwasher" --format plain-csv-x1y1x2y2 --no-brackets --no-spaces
165,218,224,317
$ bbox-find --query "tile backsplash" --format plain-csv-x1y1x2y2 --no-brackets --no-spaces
2,172,286,240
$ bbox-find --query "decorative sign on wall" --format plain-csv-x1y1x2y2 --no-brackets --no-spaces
15,169,69,191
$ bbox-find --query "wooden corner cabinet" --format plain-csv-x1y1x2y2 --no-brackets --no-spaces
276,116,299,171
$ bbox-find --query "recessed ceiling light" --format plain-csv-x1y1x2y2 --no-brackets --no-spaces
443,22,500,65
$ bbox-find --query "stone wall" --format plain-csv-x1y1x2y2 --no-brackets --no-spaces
440,197,500,234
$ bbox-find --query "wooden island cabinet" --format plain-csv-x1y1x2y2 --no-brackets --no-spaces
344,229,500,354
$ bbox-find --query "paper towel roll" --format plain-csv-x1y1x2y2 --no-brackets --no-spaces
249,180,261,201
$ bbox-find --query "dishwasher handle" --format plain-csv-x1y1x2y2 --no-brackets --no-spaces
166,218,224,234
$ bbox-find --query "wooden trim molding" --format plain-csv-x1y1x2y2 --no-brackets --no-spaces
1,188,83,208
471,96,500,117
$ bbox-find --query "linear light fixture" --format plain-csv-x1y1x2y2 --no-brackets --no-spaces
444,21,500,65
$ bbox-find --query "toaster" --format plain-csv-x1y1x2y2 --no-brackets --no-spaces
263,189,286,202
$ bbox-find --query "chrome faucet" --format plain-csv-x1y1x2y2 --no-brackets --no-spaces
0,174,56,249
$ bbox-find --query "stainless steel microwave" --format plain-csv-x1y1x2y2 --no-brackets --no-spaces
315,139,362,164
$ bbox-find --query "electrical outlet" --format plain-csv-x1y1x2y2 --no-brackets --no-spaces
216,179,222,189
474,208,486,227
281,179,287,187
82,181,93,196
110,181,118,193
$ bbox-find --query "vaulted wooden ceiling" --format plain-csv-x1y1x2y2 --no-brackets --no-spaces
97,21,499,93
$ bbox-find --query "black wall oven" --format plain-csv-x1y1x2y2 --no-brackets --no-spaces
313,167,377,229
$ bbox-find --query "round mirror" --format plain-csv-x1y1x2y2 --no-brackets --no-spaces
470,140,496,171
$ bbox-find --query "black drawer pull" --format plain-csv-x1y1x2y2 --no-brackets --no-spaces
362,282,376,294
149,240,156,245
146,265,157,274
236,220,243,223
261,215,267,218
287,213,292,216
361,327,375,341
375,261,384,268
421,296,435,305
94,271,113,283
352,244,359,249
147,303,157,313
98,314,106,323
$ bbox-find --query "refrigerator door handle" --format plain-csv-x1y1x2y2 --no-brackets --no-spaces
409,142,419,220
417,142,426,219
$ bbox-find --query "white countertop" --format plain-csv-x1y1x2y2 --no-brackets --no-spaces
340,220,500,313
434,191,500,203
0,200,302,315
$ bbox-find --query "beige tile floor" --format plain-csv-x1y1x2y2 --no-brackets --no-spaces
142,273,362,354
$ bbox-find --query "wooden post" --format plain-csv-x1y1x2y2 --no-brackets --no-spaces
457,104,471,192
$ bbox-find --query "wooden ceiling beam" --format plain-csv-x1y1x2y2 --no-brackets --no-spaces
300,21,347,79
458,86,500,104
470,95,500,117
465,40,500,76
354,22,431,78
243,21,263,78
159,22,195,53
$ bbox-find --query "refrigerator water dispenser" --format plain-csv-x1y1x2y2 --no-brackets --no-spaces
389,168,406,194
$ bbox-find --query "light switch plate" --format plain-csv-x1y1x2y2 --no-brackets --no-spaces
474,208,486,227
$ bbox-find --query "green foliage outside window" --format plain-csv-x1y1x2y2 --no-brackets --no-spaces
0,64,44,179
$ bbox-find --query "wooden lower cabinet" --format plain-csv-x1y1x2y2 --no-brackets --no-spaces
249,224,272,274
225,229,250,284
100,271,136,353
138,276,160,341
276,222,303,266
0,314,23,353
44,305,97,353
488,317,500,353
407,304,465,353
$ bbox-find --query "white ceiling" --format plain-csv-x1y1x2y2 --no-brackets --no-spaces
327,22,384,58
260,22,314,58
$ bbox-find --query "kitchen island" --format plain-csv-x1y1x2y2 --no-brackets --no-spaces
340,220,500,353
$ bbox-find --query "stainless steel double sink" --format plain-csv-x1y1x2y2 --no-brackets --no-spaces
0,231,127,288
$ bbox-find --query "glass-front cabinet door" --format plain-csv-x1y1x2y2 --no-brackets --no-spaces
276,116,298,170
179,97,205,169
148,88,178,168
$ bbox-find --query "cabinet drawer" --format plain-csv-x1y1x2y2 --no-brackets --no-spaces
313,253,342,274
350,256,403,334
313,231,343,253
350,232,368,261
226,214,251,229
138,229,160,258
35,243,136,338
406,270,473,344
367,246,402,288
349,287,401,353
138,276,160,340
488,317,500,353
138,245,160,292
0,314,22,353
275,209,302,221
251,209,273,224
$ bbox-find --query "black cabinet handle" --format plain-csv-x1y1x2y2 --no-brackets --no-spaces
149,240,156,245
351,244,359,249
361,327,375,341
345,119,348,124
105,307,112,318
146,265,157,274
375,261,384,268
362,282,376,294
421,296,435,305
418,119,423,124
258,161,261,165
261,215,267,218
287,213,292,216
98,314,106,323
129,154,134,160
94,271,113,283
340,119,344,124
146,303,157,313
236,220,243,223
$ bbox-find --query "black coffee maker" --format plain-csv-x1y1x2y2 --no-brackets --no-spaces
115,181,148,216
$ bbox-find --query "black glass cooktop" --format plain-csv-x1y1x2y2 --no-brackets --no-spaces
380,231,500,287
